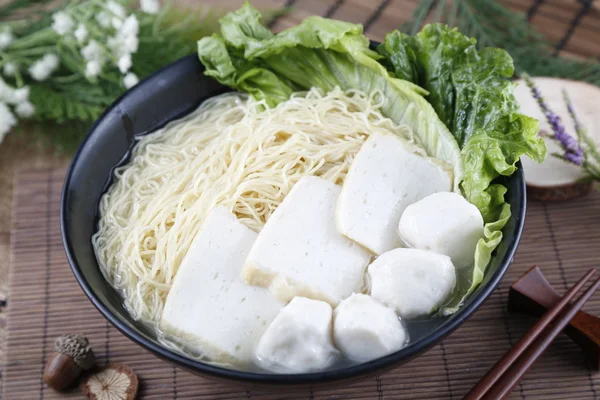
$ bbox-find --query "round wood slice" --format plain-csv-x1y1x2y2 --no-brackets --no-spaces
514,77,599,201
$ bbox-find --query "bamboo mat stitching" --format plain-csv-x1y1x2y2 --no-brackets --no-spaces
39,171,52,400
554,0,594,54
499,284,526,400
324,0,344,18
363,0,393,32
527,0,545,20
4,171,597,399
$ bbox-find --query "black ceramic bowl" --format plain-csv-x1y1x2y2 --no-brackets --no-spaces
61,54,526,390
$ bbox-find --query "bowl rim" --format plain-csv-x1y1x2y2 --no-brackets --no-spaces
60,54,526,386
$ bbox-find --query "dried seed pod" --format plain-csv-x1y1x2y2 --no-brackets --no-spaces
81,364,139,400
43,334,95,391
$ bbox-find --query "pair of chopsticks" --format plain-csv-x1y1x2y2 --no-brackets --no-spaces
464,268,600,400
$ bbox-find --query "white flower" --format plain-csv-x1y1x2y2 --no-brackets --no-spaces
29,62,51,81
2,62,17,77
10,86,29,105
106,1,126,29
74,24,88,44
42,53,59,70
140,0,160,14
123,72,138,89
121,15,139,38
106,1,126,19
0,78,13,103
86,60,101,78
15,101,35,118
52,11,75,36
0,29,13,50
81,40,103,62
28,53,59,81
0,102,17,144
112,17,123,30
96,12,111,28
121,35,139,54
117,54,132,73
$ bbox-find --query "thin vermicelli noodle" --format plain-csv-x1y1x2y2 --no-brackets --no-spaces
92,87,413,324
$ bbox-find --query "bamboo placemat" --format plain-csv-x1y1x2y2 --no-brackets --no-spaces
2,168,600,399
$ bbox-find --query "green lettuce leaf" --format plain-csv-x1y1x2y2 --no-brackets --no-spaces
378,25,546,313
197,3,463,186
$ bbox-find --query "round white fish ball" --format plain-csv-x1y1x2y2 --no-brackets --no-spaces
368,248,456,318
333,293,407,362
254,297,339,373
398,192,484,268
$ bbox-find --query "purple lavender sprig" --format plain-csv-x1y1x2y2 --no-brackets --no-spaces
523,74,584,166
563,89,600,180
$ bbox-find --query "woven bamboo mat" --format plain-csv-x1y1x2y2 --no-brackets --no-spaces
1,1,600,398
2,168,600,399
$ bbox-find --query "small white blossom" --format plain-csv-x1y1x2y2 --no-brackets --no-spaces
52,11,75,36
112,17,124,30
74,24,88,44
15,101,35,118
121,35,139,54
96,12,112,28
29,62,51,81
117,54,132,73
10,86,29,105
86,60,101,78
107,36,120,54
28,53,59,81
123,72,139,89
0,102,17,144
106,1,126,18
121,15,139,38
106,1,126,29
2,62,17,77
0,78,13,103
140,0,160,14
42,53,59,70
0,29,14,50
81,40,103,62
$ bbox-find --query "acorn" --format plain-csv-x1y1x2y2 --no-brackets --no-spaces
43,334,96,391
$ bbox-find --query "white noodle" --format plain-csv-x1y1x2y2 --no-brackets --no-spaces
92,87,412,323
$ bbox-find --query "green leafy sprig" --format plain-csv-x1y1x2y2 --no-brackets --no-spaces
0,0,283,151
404,0,600,86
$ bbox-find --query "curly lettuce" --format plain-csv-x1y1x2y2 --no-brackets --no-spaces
197,4,546,314
378,26,545,312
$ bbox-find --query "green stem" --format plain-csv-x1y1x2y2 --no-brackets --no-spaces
51,73,82,83
7,46,58,56
8,28,57,50
14,68,24,87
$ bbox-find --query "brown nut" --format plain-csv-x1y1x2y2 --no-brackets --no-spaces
43,334,95,391
43,352,82,391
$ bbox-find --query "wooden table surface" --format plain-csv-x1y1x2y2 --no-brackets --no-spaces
0,0,599,389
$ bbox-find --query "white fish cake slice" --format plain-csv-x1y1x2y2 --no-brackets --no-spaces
160,206,283,366
336,132,453,255
242,176,371,306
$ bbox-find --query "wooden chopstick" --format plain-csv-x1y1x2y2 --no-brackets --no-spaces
463,268,598,400
482,274,600,399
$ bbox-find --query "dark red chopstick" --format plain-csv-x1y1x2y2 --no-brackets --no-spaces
482,275,600,399
464,268,598,400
